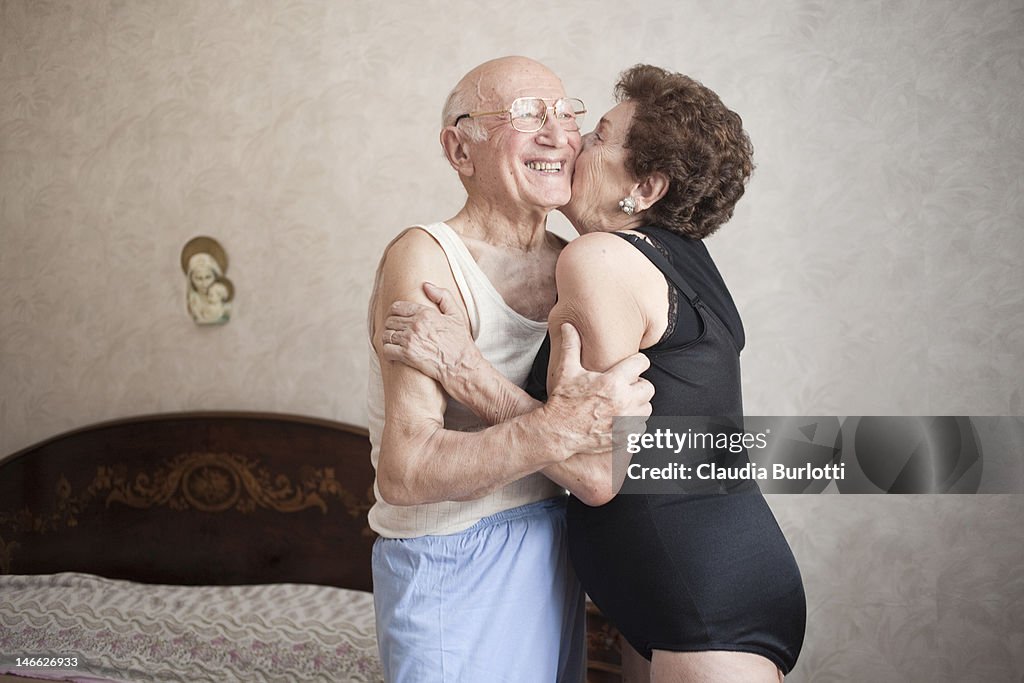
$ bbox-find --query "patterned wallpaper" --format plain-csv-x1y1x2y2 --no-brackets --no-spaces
1,0,1022,680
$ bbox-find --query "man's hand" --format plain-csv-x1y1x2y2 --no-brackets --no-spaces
383,281,654,466
381,282,482,389
544,323,654,458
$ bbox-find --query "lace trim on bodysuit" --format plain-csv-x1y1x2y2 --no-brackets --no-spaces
641,235,679,346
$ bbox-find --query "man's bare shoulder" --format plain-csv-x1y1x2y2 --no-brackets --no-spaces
377,228,456,293
371,226,465,338
381,227,448,271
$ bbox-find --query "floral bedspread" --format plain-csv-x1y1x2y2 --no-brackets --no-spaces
0,572,382,682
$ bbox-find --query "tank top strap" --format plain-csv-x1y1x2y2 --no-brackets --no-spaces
412,222,482,335
616,232,701,305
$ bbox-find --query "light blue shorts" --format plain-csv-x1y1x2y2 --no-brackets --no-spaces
372,496,586,683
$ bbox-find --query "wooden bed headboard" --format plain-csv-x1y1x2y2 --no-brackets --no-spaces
0,412,377,591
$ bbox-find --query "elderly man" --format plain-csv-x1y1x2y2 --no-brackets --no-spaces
367,56,653,682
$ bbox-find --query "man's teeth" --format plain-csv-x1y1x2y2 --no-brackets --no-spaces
526,161,562,172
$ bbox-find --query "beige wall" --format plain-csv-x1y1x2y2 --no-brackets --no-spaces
1,1,1022,680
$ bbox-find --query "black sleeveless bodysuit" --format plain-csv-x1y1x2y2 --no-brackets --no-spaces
527,226,806,672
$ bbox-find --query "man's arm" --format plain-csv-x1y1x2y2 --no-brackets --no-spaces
380,231,662,504
371,228,652,506
382,281,539,426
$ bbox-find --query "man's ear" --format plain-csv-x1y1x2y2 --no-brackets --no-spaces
634,171,669,212
440,126,475,176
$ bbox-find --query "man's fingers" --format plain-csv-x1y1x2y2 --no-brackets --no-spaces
381,328,404,348
556,322,583,375
382,316,411,333
380,335,406,361
607,351,651,381
560,322,581,350
422,282,460,317
633,379,655,416
389,300,427,317
637,378,655,401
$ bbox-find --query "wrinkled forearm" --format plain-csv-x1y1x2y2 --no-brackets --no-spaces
442,354,541,425
377,402,572,506
435,351,615,503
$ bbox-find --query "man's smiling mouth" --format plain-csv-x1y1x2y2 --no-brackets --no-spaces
525,160,563,173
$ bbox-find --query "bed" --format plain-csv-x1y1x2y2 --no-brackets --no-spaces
0,412,624,682
0,412,381,682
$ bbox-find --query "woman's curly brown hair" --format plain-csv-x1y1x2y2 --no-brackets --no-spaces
616,64,753,239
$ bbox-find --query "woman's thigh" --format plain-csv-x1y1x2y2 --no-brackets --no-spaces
620,636,651,683
651,649,783,683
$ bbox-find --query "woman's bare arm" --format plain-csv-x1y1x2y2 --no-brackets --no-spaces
542,232,667,503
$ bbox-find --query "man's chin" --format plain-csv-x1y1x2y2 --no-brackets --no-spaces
534,192,571,214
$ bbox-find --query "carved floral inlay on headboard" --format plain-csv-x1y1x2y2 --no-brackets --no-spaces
101,451,368,515
0,452,375,558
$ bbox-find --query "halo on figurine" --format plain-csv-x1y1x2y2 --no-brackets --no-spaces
181,236,234,325
181,236,228,276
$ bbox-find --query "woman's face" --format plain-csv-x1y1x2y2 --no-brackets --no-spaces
190,266,215,294
561,100,637,234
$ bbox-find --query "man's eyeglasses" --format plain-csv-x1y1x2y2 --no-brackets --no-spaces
454,97,587,133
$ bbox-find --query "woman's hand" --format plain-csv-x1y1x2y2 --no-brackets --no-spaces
381,282,482,388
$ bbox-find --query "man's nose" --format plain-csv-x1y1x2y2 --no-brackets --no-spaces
536,112,570,147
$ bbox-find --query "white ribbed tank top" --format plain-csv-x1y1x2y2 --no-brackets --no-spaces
367,223,563,538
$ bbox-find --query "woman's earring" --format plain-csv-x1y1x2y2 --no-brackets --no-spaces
618,196,637,216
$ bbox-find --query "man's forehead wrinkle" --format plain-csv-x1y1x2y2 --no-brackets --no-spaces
476,69,511,109
451,72,488,112
471,76,487,108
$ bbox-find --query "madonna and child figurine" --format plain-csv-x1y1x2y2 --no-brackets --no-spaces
180,236,233,325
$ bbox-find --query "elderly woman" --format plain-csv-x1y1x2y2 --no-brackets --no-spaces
383,64,805,681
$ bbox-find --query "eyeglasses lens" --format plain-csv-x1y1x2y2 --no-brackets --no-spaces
510,98,585,133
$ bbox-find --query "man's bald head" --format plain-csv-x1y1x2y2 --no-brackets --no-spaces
441,56,564,141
